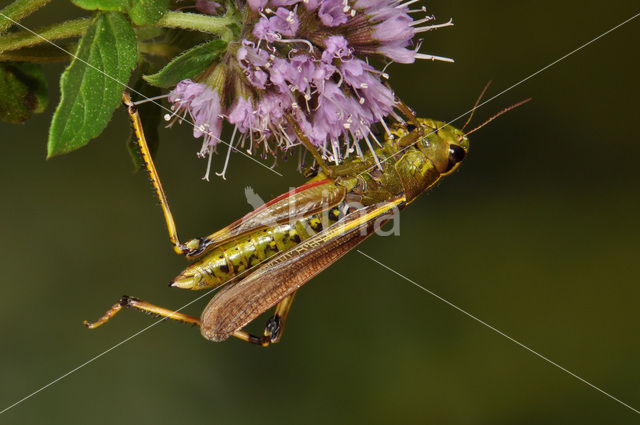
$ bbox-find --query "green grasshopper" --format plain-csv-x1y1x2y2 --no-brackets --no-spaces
85,91,527,346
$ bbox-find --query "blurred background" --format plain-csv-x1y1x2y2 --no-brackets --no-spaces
1,0,639,423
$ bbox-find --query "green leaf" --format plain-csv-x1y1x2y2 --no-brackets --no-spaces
127,60,161,171
0,62,48,123
143,39,226,88
126,0,169,25
71,0,125,11
72,0,168,25
48,12,137,158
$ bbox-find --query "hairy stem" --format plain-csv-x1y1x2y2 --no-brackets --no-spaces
0,0,53,34
156,11,236,40
0,17,90,53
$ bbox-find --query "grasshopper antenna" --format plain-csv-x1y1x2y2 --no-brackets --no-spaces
464,98,532,136
461,80,492,132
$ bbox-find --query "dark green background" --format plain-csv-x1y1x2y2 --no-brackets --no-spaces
1,1,639,423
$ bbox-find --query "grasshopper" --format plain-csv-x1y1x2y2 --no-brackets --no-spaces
85,90,527,346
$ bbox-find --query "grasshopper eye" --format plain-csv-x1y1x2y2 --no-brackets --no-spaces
445,145,466,172
449,145,466,163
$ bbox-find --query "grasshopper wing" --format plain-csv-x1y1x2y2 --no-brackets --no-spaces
188,178,346,259
199,198,405,341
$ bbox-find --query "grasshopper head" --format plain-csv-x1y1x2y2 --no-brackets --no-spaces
416,118,469,175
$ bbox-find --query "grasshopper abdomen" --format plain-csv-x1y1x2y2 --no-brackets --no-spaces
171,205,346,290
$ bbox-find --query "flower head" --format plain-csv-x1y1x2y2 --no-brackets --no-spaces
167,0,453,179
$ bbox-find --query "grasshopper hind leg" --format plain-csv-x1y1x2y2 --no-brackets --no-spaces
83,296,201,329
84,293,298,347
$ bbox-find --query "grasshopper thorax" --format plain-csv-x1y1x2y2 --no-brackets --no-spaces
414,118,469,176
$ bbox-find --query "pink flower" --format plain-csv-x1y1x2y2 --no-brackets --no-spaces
318,0,348,27
168,80,223,155
167,0,454,178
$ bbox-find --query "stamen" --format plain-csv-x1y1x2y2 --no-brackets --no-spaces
363,134,382,170
390,110,405,123
396,0,419,8
276,38,315,52
133,94,170,105
380,61,393,76
270,155,279,169
368,128,383,147
353,138,363,158
304,93,312,113
216,126,238,180
331,139,340,165
378,116,392,137
335,69,344,87
414,53,455,63
163,109,181,123
278,124,296,148
408,7,428,14
203,147,214,181
414,19,454,32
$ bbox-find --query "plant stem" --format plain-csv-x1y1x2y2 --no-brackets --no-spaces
0,10,239,54
0,17,89,53
0,43,73,62
0,0,53,34
156,11,236,39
